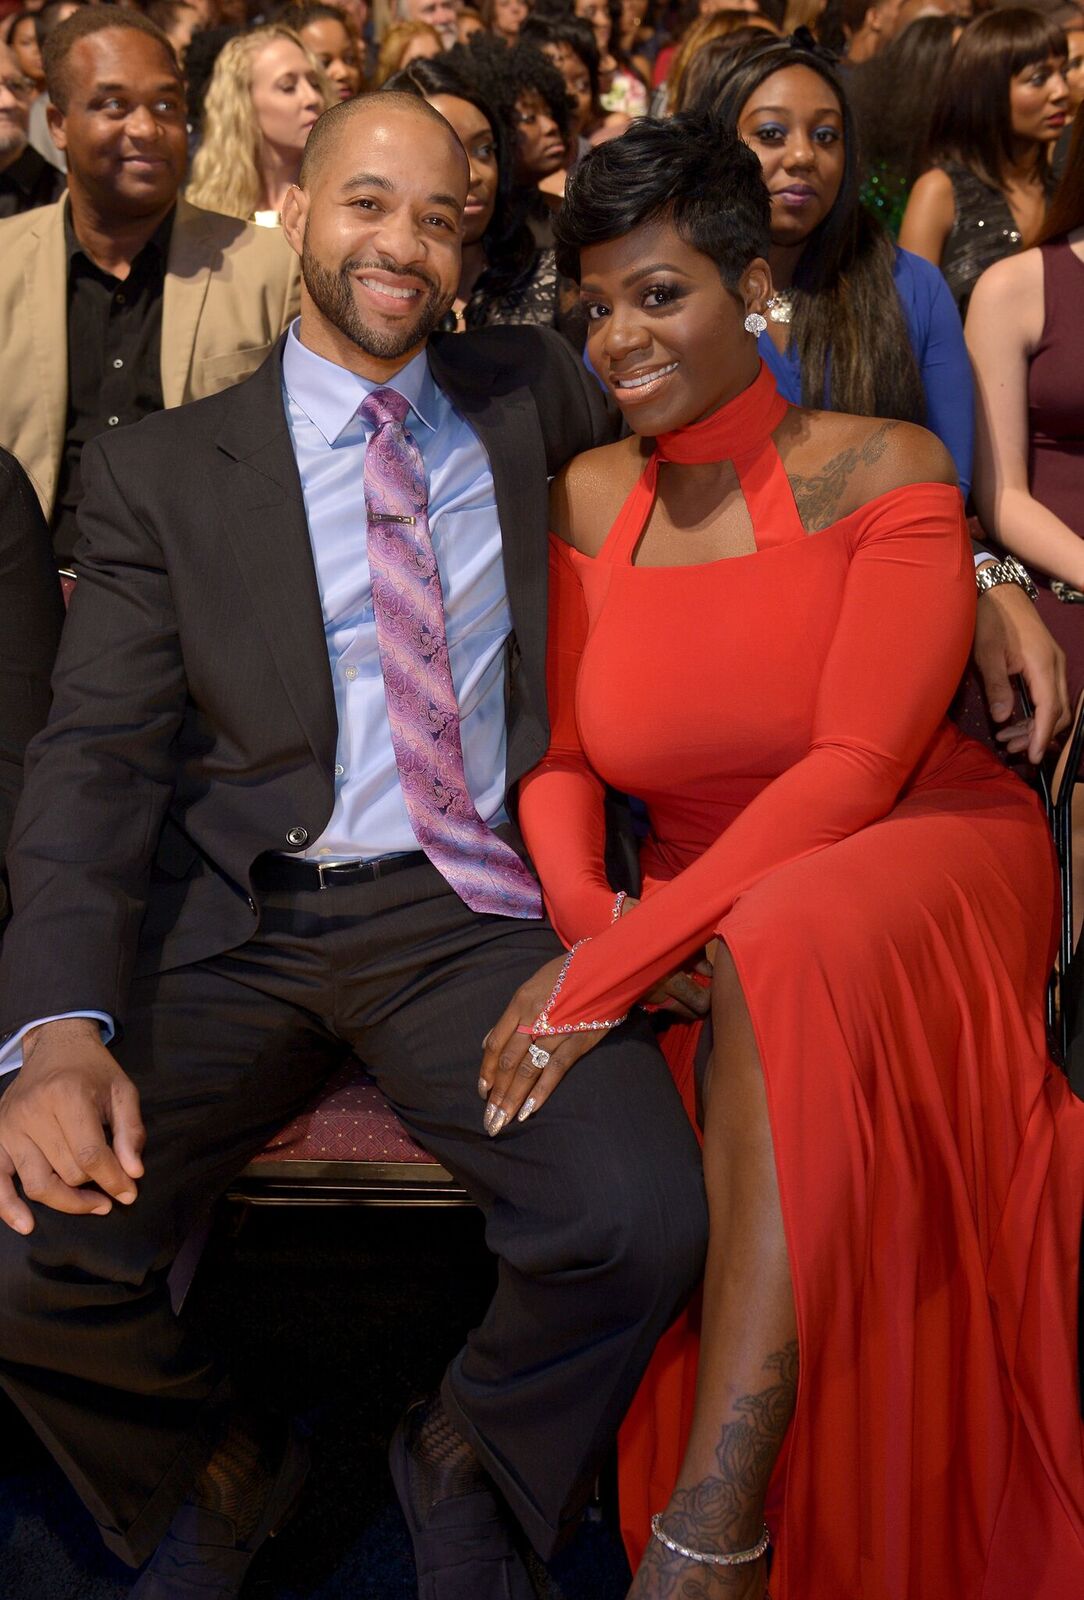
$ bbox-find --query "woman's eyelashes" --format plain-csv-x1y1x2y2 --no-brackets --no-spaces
583,283,686,320
750,121,840,146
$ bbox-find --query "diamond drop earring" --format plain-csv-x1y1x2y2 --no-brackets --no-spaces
744,311,768,336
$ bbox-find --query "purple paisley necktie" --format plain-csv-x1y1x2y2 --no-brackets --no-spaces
360,387,543,919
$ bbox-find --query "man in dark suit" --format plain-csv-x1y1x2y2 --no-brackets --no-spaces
0,90,708,1600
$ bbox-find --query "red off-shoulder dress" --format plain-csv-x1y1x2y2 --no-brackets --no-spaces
517,365,1084,1598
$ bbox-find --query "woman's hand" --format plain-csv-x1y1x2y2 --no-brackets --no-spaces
479,953,616,1136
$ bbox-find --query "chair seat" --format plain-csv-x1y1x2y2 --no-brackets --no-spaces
230,1064,470,1206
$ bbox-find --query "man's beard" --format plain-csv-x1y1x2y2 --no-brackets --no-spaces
301,240,451,362
0,121,26,160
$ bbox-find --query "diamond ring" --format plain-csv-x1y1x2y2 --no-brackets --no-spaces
527,1043,551,1071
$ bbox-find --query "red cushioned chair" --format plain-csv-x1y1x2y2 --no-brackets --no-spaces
227,1063,468,1207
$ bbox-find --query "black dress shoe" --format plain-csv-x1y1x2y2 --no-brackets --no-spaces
129,1421,310,1598
389,1397,537,1600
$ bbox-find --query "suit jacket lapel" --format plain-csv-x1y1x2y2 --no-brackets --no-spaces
427,338,550,774
24,198,68,503
212,345,338,768
162,197,213,408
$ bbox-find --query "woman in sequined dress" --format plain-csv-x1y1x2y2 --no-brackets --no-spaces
690,34,974,490
900,8,1069,315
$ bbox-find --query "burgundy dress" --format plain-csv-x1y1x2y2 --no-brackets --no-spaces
1028,238,1084,701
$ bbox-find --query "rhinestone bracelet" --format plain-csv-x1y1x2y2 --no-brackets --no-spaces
649,1514,770,1567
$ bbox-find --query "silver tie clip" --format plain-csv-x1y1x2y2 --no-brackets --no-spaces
367,507,417,524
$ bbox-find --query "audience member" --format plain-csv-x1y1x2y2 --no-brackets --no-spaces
8,8,43,87
659,9,768,113
390,54,588,340
580,0,650,113
396,0,459,46
841,0,906,61
968,112,1084,898
850,13,960,232
0,7,300,559
457,4,485,38
691,34,971,482
145,0,202,66
481,0,528,40
617,0,655,77
287,1,365,98
25,0,81,172
0,447,63,921
0,89,706,1600
900,7,1069,312
0,36,63,213
523,11,601,149
182,20,239,141
186,24,331,222
373,16,442,79
666,10,775,109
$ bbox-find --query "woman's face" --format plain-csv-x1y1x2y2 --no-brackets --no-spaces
620,0,643,38
541,40,593,138
428,92,498,245
491,0,528,42
579,217,769,435
1067,29,1084,114
1009,53,1069,146
575,0,612,55
736,65,844,251
299,17,361,101
11,17,43,88
514,88,565,182
249,39,325,159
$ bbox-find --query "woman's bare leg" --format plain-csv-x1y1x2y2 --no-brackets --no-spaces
628,947,796,1598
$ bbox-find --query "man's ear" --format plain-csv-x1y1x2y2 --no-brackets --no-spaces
280,184,307,259
46,100,67,153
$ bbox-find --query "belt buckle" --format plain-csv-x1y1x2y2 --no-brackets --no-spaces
315,860,334,890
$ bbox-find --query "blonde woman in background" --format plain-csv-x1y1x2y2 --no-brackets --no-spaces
187,24,332,224
660,8,777,113
373,19,443,82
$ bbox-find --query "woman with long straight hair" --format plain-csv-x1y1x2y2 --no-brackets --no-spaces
900,7,1070,313
689,32,970,486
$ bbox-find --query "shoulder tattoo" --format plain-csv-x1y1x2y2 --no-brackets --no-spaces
788,421,901,533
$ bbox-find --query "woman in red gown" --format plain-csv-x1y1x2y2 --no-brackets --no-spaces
478,114,1084,1597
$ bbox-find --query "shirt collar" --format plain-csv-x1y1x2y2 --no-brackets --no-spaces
281,319,440,447
1,144,39,196
64,202,175,271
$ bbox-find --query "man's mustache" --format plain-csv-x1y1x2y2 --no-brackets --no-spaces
342,256,439,295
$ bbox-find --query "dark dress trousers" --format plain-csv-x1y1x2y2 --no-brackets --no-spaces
0,330,707,1567
0,448,64,916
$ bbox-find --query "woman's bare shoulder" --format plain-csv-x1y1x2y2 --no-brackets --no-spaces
778,408,956,532
550,436,650,555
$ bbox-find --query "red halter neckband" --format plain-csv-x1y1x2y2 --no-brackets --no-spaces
655,361,789,466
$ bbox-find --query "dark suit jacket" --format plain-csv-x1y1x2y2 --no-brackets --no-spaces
0,327,616,1036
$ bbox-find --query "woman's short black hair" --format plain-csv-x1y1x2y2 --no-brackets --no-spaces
553,112,772,287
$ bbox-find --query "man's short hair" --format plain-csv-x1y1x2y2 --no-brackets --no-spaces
299,90,465,187
44,8,179,114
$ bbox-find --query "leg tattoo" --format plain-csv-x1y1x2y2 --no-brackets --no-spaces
629,1341,798,1599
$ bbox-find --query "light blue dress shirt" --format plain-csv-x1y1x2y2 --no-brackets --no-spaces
282,321,511,858
0,324,514,1074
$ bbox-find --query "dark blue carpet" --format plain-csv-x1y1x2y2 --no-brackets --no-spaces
0,1207,631,1600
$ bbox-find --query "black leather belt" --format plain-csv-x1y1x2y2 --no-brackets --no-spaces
252,850,428,892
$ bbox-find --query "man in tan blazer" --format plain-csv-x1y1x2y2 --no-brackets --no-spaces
0,8,299,556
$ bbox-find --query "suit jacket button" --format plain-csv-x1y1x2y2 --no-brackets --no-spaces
286,826,308,847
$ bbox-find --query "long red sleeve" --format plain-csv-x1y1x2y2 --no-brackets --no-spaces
520,488,976,1030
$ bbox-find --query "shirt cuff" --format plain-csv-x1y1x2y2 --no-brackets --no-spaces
0,1012,114,1077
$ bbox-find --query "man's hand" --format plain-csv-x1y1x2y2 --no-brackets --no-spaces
0,1019,145,1235
973,581,1070,762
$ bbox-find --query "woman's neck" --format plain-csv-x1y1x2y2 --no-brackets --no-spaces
1002,138,1046,187
767,241,804,293
257,143,302,216
456,239,487,306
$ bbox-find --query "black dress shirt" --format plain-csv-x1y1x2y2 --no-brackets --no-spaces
0,144,64,220
52,207,173,564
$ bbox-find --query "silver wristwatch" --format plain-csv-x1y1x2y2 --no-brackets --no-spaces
975,553,1039,602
